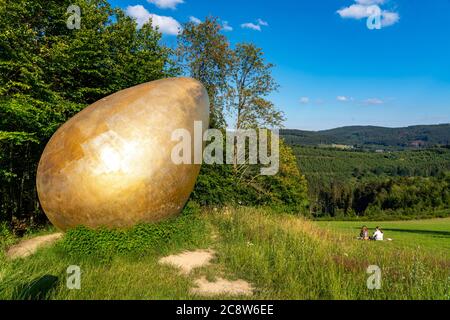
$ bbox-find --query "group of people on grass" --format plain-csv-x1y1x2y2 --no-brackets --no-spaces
358,226,384,241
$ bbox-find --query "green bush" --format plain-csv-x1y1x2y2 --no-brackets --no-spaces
59,214,207,257
0,221,15,250
191,139,309,211
181,199,202,216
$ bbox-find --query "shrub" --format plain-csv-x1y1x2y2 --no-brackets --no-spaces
58,214,207,257
0,221,15,249
191,139,310,211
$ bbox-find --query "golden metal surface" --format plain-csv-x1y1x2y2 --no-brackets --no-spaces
36,78,209,231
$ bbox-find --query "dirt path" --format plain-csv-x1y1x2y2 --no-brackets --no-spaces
159,249,216,274
6,233,63,260
159,249,254,297
191,276,253,296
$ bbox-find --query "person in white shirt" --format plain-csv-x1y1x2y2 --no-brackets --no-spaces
372,227,384,241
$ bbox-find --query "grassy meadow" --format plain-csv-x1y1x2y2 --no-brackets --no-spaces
316,218,450,257
1,207,448,300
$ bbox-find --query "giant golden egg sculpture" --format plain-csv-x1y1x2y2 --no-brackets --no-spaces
36,78,209,231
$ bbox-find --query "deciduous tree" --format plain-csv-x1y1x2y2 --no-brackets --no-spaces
177,17,231,128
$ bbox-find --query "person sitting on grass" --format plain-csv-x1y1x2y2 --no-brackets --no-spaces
372,227,384,241
358,226,369,240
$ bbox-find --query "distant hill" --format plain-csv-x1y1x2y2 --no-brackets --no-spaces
281,124,450,149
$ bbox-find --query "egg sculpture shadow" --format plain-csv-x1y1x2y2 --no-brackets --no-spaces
36,77,210,231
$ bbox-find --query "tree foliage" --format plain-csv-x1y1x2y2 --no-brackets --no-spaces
192,138,309,213
176,18,303,212
226,43,284,130
176,17,231,128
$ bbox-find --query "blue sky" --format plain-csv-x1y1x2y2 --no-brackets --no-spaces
109,0,450,130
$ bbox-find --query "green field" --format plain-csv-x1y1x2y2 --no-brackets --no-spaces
1,208,449,300
316,218,450,258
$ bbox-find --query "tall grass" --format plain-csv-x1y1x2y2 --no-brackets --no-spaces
209,207,450,299
0,207,448,300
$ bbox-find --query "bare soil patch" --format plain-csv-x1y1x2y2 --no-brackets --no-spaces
6,233,63,259
191,276,253,296
158,249,216,274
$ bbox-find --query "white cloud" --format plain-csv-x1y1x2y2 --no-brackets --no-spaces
126,5,181,35
241,22,261,31
337,96,353,102
257,18,269,26
381,11,399,27
336,96,383,105
189,16,201,24
149,15,182,35
241,18,269,31
300,97,310,104
222,21,233,32
126,5,151,28
337,1,399,28
337,4,370,19
364,98,384,105
147,0,184,10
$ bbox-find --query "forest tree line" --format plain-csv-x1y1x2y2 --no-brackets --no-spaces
293,146,450,219
281,124,450,150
